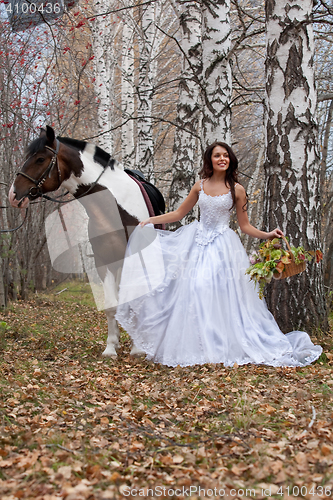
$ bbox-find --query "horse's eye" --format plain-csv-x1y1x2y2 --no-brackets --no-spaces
36,157,45,163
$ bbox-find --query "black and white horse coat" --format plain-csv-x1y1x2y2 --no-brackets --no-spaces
9,127,164,357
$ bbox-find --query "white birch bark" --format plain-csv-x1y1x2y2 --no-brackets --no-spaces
201,0,232,147
168,1,202,224
263,0,326,331
90,0,115,155
136,1,157,181
121,20,136,169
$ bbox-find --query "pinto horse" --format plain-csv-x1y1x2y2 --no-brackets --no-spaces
8,126,165,357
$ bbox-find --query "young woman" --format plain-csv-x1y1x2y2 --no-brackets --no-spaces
115,142,322,367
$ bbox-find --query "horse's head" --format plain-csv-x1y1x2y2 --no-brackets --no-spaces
9,126,67,208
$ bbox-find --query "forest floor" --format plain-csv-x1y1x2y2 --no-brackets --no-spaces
0,280,332,500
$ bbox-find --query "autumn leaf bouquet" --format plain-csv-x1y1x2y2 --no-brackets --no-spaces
245,237,323,298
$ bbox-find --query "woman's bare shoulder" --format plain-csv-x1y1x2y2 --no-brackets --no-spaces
235,183,246,196
192,179,202,194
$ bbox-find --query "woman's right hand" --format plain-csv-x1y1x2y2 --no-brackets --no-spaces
266,228,284,240
139,218,152,227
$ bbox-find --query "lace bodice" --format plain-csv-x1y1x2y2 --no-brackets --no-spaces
195,181,233,246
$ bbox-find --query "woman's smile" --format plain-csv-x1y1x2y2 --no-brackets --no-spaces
211,145,230,172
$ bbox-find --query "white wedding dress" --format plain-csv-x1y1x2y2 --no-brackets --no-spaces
115,182,322,367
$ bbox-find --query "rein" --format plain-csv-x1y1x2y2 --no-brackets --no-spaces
0,208,29,233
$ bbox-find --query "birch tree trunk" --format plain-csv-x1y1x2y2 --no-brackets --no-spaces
321,100,333,288
201,0,232,147
136,1,156,181
263,0,326,332
243,135,265,253
121,20,136,169
321,100,333,253
0,256,5,309
91,0,115,154
0,176,6,307
168,1,202,224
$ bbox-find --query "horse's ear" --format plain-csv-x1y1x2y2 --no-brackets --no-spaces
46,125,55,145
39,128,46,137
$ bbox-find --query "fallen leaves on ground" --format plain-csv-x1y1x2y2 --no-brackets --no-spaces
0,284,332,499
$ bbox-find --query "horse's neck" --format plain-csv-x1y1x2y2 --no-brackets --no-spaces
62,168,104,196
65,181,139,245
61,145,148,224
60,141,104,193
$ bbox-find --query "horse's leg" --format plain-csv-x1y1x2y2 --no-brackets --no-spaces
101,269,120,358
102,306,120,358
103,307,145,358
99,246,145,358
130,342,146,357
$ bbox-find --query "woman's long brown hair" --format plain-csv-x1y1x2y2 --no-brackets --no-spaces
199,142,246,210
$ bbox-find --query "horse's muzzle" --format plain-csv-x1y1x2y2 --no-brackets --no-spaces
8,184,30,208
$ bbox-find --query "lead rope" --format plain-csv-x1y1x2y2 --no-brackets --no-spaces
0,208,29,233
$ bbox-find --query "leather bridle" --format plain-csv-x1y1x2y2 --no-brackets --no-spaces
16,139,61,201
2,138,109,233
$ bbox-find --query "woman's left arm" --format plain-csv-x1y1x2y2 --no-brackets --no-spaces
235,184,284,240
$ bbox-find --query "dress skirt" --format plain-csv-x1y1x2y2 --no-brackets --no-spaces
115,222,322,367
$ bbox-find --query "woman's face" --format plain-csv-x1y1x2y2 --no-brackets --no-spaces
211,146,230,173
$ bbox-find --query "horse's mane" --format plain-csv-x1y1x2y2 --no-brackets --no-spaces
58,137,115,170
26,135,116,170
27,136,48,155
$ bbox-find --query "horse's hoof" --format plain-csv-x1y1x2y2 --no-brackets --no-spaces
130,346,146,358
102,347,118,358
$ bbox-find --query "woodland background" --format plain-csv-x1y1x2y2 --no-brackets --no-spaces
0,0,333,331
